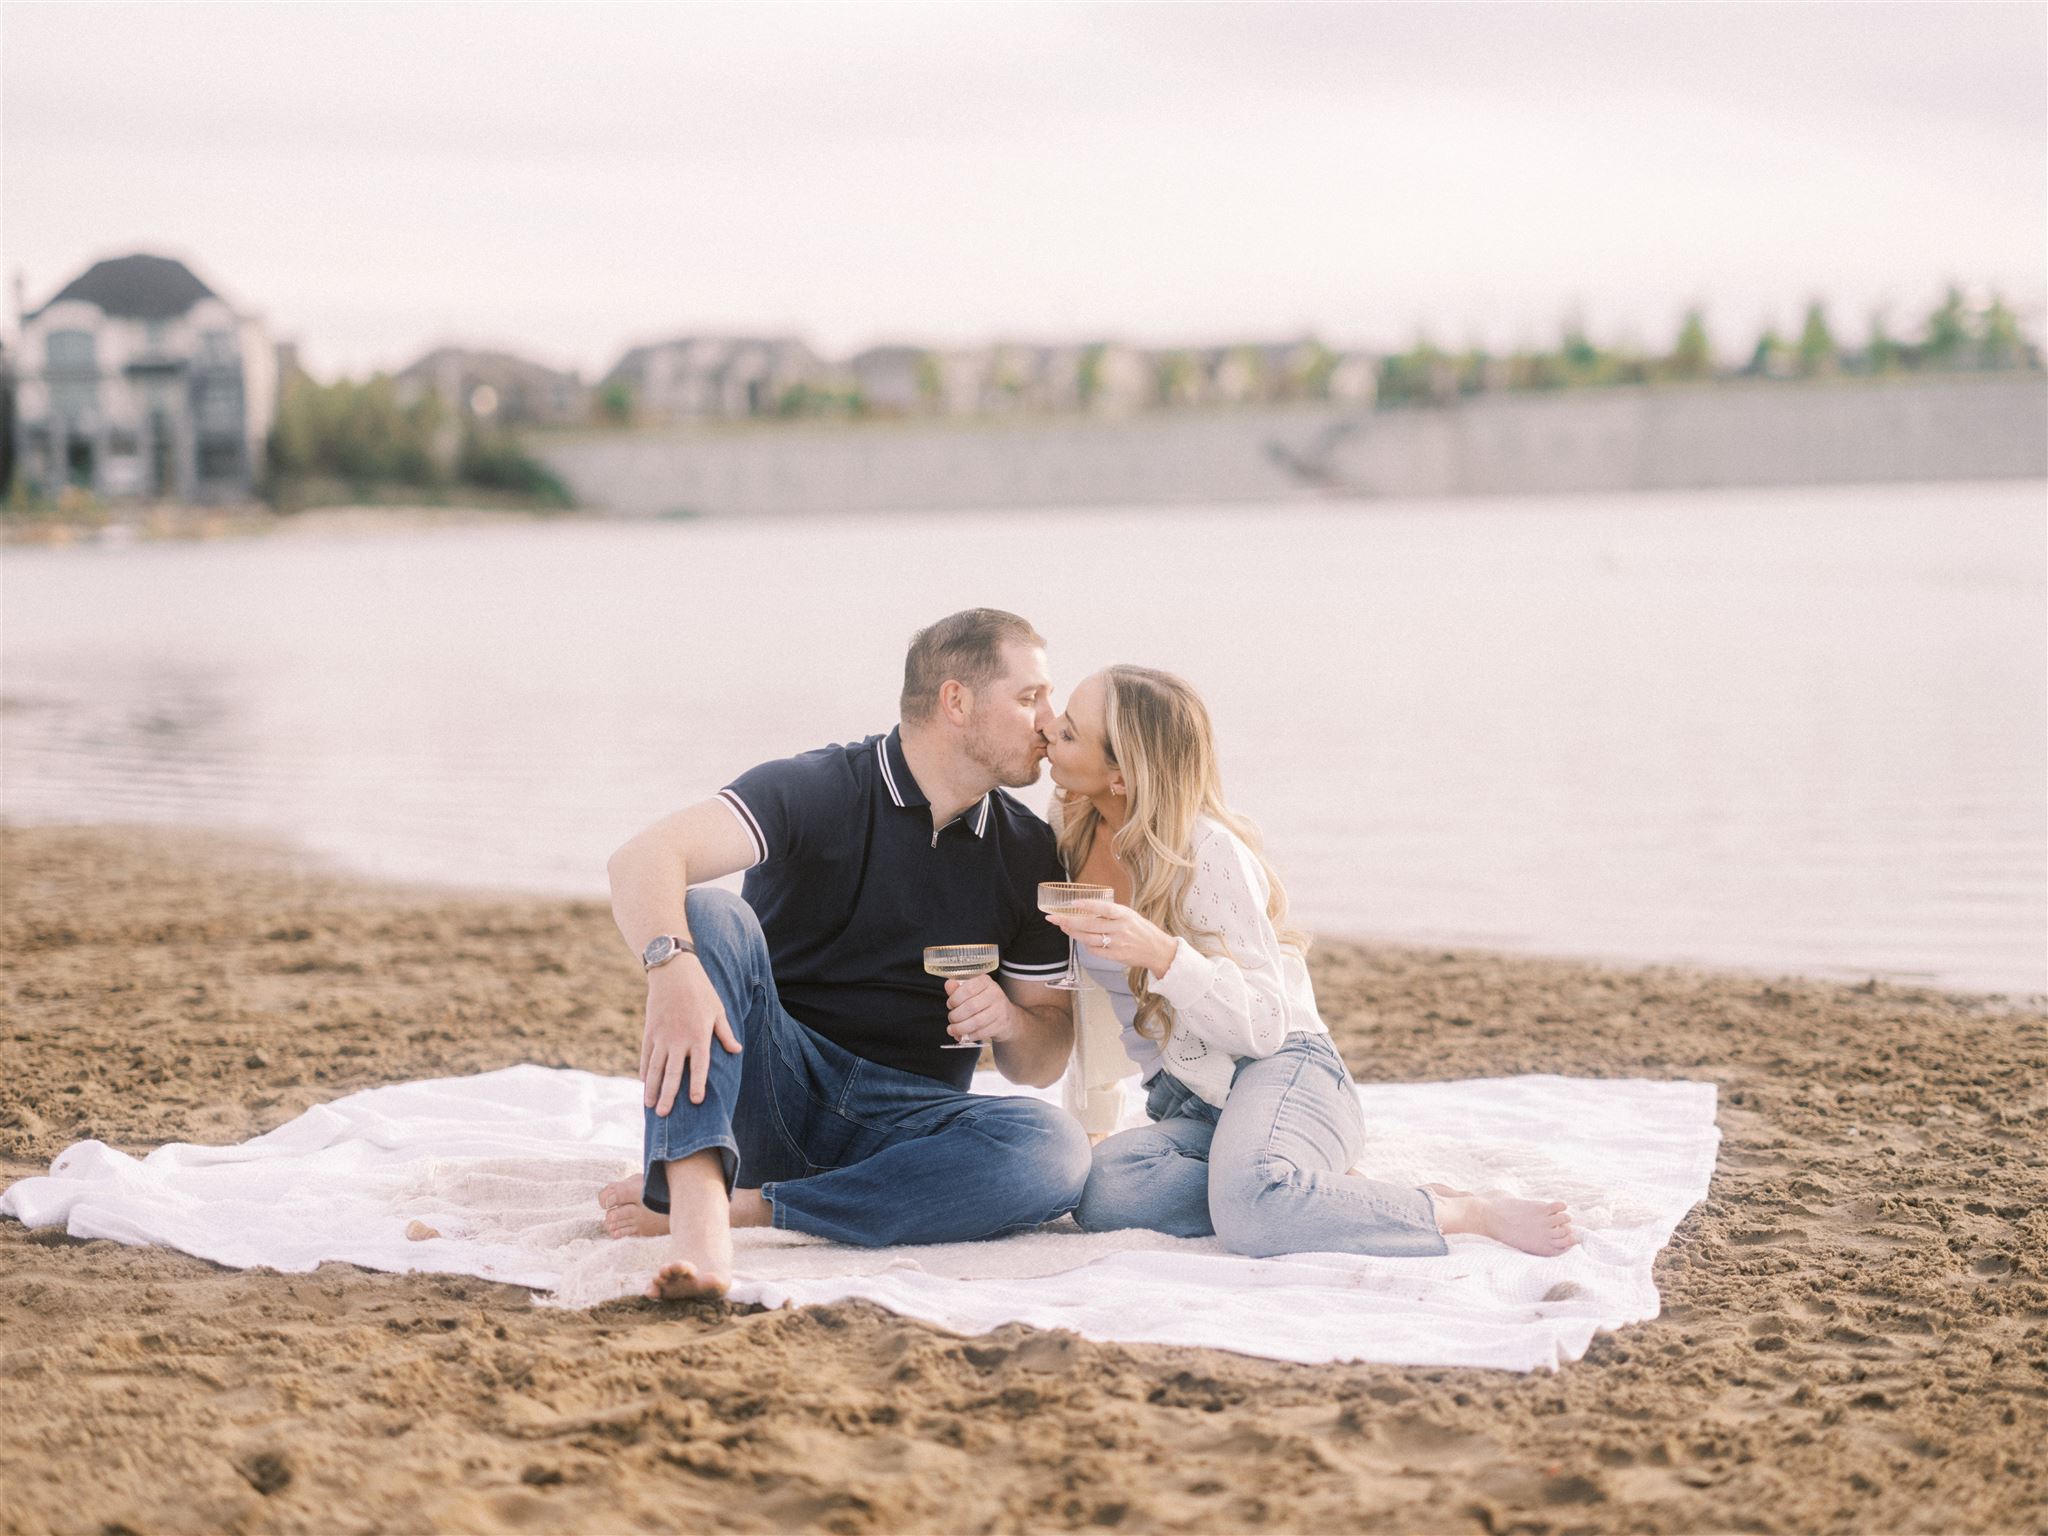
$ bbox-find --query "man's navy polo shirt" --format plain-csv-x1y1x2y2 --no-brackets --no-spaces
717,726,1069,1088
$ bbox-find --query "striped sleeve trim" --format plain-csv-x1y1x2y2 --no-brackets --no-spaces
999,957,1071,981
717,789,767,868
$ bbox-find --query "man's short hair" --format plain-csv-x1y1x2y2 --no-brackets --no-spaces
900,608,1045,724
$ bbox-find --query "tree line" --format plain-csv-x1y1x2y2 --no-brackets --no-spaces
1376,285,2037,407
263,370,569,510
260,283,2037,505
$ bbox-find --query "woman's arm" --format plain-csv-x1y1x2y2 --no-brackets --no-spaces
1146,826,1294,1058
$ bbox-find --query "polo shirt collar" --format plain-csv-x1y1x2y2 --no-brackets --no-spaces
880,727,992,838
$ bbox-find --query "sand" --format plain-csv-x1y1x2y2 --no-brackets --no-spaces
1,823,2043,1535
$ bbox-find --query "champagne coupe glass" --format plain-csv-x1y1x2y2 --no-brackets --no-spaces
1036,882,1114,991
923,943,1001,1048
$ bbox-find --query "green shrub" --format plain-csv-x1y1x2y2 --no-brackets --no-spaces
457,428,571,505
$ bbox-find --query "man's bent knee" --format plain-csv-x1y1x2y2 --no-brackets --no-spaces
681,888,770,986
1023,1102,1093,1222
976,1099,1091,1229
683,886,762,949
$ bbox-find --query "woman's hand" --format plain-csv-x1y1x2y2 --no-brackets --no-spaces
1045,898,1178,978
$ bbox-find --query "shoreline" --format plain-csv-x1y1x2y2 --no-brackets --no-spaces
0,501,582,548
8,456,2047,553
5,815,2033,1009
2,822,2044,1533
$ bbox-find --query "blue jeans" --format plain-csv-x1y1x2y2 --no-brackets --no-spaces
641,888,1092,1247
1073,1033,1448,1258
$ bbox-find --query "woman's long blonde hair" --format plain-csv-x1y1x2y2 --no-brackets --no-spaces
1054,665,1309,1042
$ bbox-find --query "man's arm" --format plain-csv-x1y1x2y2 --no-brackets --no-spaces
992,977,1075,1088
607,798,759,959
945,973,1073,1089
608,799,760,1115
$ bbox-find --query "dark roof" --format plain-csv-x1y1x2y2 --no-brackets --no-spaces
32,254,217,321
396,345,581,386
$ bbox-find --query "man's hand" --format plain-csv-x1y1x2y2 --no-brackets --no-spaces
641,959,742,1116
944,973,1024,1049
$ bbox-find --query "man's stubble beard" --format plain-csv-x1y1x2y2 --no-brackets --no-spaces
964,716,1044,791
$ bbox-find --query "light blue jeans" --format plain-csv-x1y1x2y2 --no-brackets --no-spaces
1073,1032,1448,1258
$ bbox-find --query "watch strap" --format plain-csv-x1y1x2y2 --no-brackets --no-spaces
643,934,697,970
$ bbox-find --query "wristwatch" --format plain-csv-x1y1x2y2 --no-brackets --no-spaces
641,935,697,971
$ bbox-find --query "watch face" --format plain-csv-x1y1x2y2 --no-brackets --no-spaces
643,936,676,967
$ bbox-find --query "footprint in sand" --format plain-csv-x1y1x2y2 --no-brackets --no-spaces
1729,1226,1809,1247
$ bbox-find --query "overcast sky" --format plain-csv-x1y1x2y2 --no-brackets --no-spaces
4,2,2042,378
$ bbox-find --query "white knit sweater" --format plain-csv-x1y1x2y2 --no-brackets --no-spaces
1061,813,1326,1124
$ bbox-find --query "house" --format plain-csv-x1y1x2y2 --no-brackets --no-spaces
931,347,993,416
848,346,935,416
979,344,1093,415
11,252,274,503
393,346,589,427
601,335,823,421
1030,345,1089,414
1205,344,1265,405
1258,337,1336,401
855,343,1103,418
982,343,1037,412
1326,349,1380,405
1082,342,1154,416
1146,348,1206,408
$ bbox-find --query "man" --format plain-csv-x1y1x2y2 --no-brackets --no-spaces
598,608,1089,1301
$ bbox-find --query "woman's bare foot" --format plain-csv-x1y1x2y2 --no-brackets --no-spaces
1422,1181,1476,1200
1431,1190,1577,1256
645,1150,733,1302
597,1175,670,1238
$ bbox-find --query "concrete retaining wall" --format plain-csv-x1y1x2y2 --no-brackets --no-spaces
531,375,2047,518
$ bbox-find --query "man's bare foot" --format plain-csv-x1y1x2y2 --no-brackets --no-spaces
648,1259,729,1301
729,1188,773,1229
1432,1190,1577,1256
644,1150,733,1302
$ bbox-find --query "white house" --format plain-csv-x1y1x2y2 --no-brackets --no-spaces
11,253,274,502
1327,350,1380,405
1083,342,1154,416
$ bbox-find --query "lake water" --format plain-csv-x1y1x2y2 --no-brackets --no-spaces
3,480,2043,995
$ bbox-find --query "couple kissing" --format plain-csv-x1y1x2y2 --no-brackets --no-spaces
596,609,1574,1301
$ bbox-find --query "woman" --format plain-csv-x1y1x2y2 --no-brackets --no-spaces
1042,665,1575,1259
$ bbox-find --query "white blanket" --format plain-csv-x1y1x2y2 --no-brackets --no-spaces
0,1066,1718,1372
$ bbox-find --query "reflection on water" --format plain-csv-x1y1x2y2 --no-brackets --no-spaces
3,480,2043,995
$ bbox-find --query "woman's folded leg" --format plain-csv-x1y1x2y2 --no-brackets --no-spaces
1207,1036,1449,1259
1073,1113,1216,1238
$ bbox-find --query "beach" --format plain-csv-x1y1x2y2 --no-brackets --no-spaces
1,823,2043,1535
